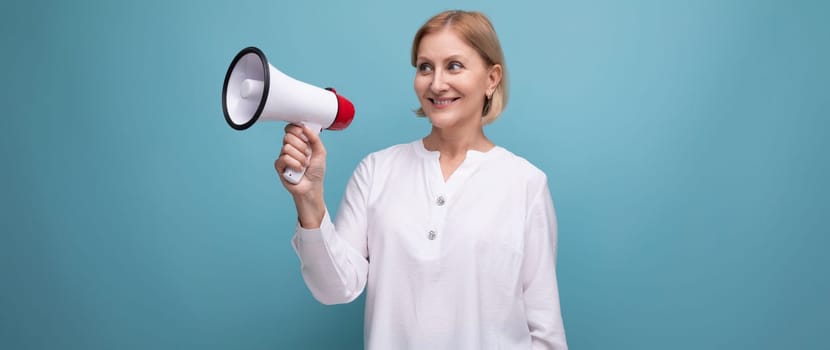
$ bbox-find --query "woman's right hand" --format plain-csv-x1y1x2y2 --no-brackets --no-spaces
274,123,327,228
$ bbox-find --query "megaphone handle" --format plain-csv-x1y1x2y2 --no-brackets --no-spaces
282,122,322,185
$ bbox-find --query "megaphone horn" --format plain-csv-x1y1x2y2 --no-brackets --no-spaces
222,46,355,184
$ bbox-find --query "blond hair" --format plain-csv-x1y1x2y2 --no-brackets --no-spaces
411,10,509,124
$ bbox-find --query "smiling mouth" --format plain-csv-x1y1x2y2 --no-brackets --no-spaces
429,97,460,106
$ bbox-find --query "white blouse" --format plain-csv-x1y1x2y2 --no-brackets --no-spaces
291,140,568,349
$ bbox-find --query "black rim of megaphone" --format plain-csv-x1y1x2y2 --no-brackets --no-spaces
222,47,270,130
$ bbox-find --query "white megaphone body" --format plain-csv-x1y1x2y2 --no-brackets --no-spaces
222,46,355,184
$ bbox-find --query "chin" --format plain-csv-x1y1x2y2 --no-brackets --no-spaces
426,112,469,129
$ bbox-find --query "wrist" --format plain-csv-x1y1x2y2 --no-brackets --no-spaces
293,191,325,229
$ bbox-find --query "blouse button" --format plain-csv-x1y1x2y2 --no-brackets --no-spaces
436,195,446,206
427,230,437,240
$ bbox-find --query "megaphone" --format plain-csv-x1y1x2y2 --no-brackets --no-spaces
222,46,355,184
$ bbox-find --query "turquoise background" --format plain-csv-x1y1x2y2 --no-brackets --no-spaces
2,0,828,349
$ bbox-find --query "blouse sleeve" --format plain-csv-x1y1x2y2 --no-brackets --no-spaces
290,158,372,305
522,180,569,349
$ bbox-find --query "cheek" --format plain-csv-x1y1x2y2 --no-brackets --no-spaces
478,74,492,91
454,73,484,94
414,77,429,95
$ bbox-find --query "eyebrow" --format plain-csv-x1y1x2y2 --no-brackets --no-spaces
416,54,467,63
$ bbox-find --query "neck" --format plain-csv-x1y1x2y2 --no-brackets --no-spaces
423,125,493,158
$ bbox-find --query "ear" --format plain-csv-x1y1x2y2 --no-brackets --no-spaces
487,64,503,94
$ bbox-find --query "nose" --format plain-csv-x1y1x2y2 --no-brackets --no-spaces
430,70,449,93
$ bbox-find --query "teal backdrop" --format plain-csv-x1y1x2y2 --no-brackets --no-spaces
2,0,828,349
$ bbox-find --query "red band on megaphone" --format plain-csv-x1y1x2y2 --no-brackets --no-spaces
326,88,355,130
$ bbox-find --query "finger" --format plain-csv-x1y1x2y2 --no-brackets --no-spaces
274,157,287,174
282,128,306,146
284,123,309,143
277,152,306,175
284,123,303,134
280,154,306,173
283,133,311,158
281,143,308,166
274,157,302,186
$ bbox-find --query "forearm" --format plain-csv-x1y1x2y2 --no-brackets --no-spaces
291,211,369,305
293,189,325,229
526,285,568,349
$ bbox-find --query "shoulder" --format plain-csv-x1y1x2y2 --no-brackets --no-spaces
352,140,421,174
360,140,419,165
367,141,419,161
489,146,549,185
483,146,553,204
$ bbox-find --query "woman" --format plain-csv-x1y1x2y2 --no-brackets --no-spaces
275,10,568,350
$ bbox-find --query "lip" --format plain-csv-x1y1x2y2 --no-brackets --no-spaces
428,97,460,109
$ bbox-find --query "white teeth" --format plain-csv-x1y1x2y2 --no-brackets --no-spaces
433,98,455,105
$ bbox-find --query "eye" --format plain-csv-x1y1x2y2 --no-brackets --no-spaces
417,63,433,73
448,61,464,71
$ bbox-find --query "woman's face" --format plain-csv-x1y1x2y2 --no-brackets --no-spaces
414,29,500,129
